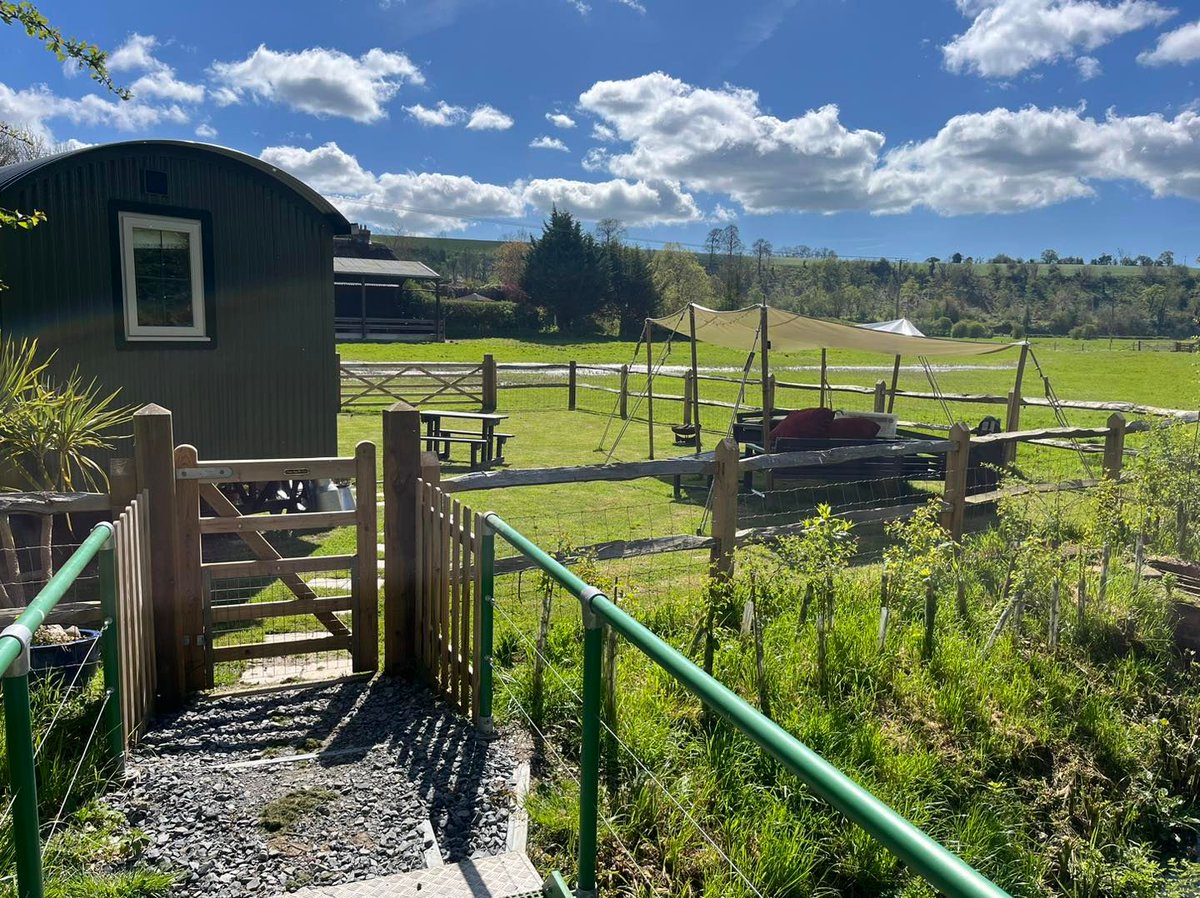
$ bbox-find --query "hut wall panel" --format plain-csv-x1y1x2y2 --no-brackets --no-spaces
0,146,338,460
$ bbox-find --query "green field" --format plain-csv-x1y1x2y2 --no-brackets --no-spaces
333,338,1200,897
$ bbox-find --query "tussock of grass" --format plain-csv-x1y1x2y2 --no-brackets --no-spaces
259,788,336,833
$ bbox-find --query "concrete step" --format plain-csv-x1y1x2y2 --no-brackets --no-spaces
283,852,543,898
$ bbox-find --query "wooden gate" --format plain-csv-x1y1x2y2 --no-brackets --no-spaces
340,362,483,412
174,442,378,691
415,479,483,720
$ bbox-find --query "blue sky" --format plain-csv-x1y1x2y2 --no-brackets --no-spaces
5,0,1200,261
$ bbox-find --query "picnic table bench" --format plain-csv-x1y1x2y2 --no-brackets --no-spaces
420,410,511,469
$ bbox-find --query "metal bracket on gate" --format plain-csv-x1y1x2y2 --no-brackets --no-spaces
579,585,604,630
176,466,234,481
0,624,33,677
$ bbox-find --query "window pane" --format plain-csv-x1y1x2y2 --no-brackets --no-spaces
132,226,195,328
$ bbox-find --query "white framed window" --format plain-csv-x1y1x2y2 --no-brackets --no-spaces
119,211,208,341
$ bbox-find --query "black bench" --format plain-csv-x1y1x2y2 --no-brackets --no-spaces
436,429,513,463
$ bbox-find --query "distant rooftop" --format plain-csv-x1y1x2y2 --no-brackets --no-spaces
333,258,440,280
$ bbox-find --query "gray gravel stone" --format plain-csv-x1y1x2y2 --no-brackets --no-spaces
106,678,523,896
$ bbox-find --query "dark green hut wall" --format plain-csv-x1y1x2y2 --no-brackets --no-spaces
0,146,338,459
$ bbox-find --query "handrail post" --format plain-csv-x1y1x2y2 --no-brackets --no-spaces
98,531,126,772
477,524,496,736
577,595,603,898
2,626,42,898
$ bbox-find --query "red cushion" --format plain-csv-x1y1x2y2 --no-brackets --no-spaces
769,407,834,441
828,416,881,439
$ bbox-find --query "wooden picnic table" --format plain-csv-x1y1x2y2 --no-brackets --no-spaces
419,409,511,468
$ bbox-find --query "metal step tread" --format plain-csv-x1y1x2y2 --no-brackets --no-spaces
282,851,542,898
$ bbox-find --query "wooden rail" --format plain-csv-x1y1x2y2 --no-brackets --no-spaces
340,362,483,411
443,455,715,493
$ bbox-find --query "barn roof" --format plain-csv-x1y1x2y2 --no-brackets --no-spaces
0,139,351,234
333,258,440,280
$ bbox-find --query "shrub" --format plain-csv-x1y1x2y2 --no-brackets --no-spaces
1010,322,1026,339
1069,323,1099,340
950,319,989,339
416,298,543,338
928,316,953,336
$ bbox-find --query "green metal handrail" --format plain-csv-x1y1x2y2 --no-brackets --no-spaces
1,521,125,898
481,511,1012,898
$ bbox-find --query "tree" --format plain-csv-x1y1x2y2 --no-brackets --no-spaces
951,252,963,264
1041,249,1060,264
493,241,529,301
1158,250,1175,267
519,208,607,333
752,238,773,281
651,243,714,315
594,218,626,246
606,245,658,338
718,225,747,306
704,228,722,272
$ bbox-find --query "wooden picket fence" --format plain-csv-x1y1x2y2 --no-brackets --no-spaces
112,491,157,746
415,480,482,719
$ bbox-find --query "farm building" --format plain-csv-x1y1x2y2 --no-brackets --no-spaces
0,139,349,459
334,225,443,342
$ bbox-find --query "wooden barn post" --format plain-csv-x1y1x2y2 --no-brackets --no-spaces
759,304,771,454
1005,342,1030,464
887,354,902,413
689,304,702,453
1103,413,1126,480
645,320,655,460
482,353,497,412
940,423,971,540
132,404,184,708
384,401,422,675
873,380,887,414
710,437,740,579
173,444,206,693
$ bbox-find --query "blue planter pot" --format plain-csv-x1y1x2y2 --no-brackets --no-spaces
29,629,101,689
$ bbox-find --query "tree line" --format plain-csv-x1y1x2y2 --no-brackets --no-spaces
394,213,1200,338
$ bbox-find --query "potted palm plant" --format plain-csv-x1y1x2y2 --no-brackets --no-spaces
0,336,132,622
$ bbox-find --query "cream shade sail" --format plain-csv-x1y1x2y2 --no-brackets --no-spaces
649,304,1021,358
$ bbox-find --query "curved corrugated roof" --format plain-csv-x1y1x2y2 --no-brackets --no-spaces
0,139,350,234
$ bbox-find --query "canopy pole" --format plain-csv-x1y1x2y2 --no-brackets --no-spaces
759,304,771,454
819,348,828,409
689,304,701,454
887,354,901,413
1005,342,1030,463
645,319,655,460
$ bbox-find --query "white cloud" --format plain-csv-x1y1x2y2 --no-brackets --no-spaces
108,33,161,72
259,141,701,231
546,112,576,129
530,135,570,151
710,203,738,222
108,33,206,104
1138,19,1200,64
406,101,466,126
0,81,188,143
613,0,646,12
591,122,617,142
868,105,1200,214
1075,55,1102,78
579,72,884,213
942,0,1174,78
209,46,423,122
467,105,514,130
523,178,700,223
195,122,218,138
576,71,1200,217
566,0,591,12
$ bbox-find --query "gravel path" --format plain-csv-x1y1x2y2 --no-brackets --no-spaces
107,677,523,897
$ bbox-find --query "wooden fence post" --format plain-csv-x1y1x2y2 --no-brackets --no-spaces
568,360,577,411
384,401,422,676
1004,343,1029,465
619,364,629,420
482,354,497,412
682,371,693,426
172,444,206,693
1103,413,1126,480
132,404,184,709
873,380,887,414
709,437,740,579
940,423,971,540
354,440,379,673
